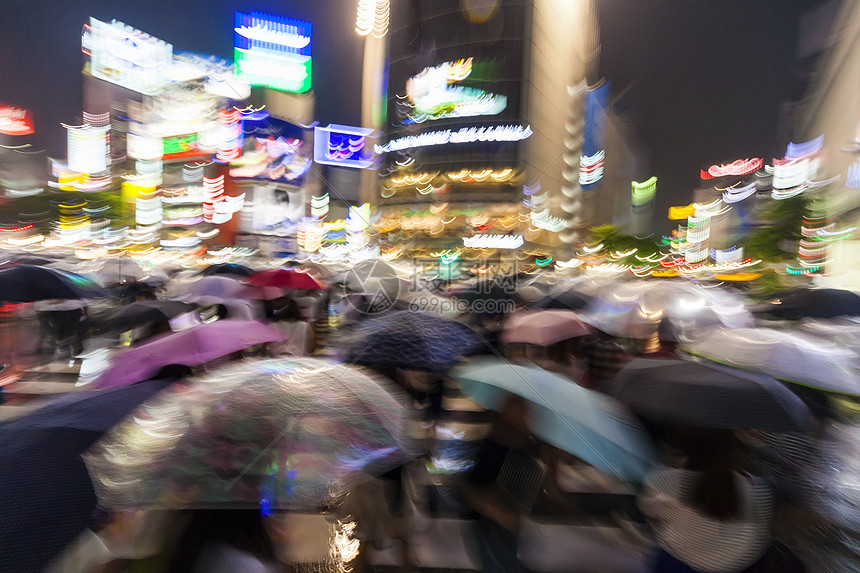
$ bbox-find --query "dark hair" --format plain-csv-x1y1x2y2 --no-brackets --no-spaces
274,298,300,322
167,509,277,573
683,430,740,520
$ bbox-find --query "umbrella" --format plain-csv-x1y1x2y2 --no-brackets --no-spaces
91,320,285,389
682,327,860,396
94,257,145,286
0,264,106,302
581,280,753,340
0,254,55,267
200,262,254,278
87,300,196,335
343,311,487,371
83,358,416,510
454,279,517,317
609,358,813,431
247,267,327,290
167,275,280,301
502,310,595,346
0,379,173,573
345,260,406,293
449,357,657,482
532,290,593,311
753,288,860,319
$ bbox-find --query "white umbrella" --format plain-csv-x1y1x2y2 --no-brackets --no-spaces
94,258,145,286
682,327,860,396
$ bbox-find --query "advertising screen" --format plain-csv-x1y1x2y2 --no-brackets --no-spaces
234,11,312,93
0,102,35,136
313,124,374,169
230,116,310,184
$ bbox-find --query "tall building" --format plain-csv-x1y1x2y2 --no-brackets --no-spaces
374,0,601,263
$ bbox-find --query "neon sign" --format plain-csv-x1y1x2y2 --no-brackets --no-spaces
375,124,532,154
234,12,312,93
162,134,199,159
67,125,109,174
356,0,389,38
403,58,506,124
462,234,524,249
313,124,374,168
82,18,173,96
0,103,34,136
579,150,604,185
700,158,763,179
631,177,657,205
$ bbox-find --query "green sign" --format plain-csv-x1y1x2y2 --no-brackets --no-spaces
163,134,198,157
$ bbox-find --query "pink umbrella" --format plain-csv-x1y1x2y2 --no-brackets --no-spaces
91,320,285,389
246,268,327,290
502,310,595,346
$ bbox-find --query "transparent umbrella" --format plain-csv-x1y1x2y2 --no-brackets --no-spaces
84,358,416,511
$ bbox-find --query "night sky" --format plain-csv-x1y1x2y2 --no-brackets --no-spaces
0,0,830,232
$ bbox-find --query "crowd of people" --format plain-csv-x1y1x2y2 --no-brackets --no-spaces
1,263,857,573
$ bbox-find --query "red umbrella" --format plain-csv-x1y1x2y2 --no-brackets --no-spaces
247,268,327,290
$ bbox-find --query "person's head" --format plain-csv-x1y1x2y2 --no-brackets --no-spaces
673,428,740,520
135,290,156,302
152,363,193,380
274,298,300,322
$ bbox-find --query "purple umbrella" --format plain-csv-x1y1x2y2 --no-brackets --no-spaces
91,320,285,389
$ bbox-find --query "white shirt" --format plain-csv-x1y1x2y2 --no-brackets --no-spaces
638,467,774,573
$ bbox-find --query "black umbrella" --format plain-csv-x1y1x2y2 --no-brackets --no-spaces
200,262,254,277
532,290,593,311
0,254,56,267
609,358,813,432
753,288,860,319
0,265,106,302
87,300,196,334
455,279,517,317
0,379,174,573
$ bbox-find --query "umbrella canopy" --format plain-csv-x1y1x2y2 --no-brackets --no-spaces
87,300,196,335
93,257,145,286
449,357,657,483
83,358,416,510
0,264,106,302
502,310,595,346
91,320,285,389
200,262,254,278
581,280,753,340
0,379,173,573
454,279,517,317
683,327,860,396
0,254,55,267
610,358,813,431
753,288,860,319
531,290,593,311
343,311,486,371
167,275,280,301
247,267,327,290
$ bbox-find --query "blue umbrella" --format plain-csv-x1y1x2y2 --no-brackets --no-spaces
343,311,487,371
532,290,593,311
449,357,657,483
0,379,173,573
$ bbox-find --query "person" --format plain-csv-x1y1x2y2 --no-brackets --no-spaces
294,289,321,323
583,331,634,390
166,509,281,573
638,429,775,573
33,299,57,355
45,299,88,358
268,298,314,356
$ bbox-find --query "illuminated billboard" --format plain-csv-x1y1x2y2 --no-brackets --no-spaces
0,102,34,136
402,58,506,124
234,11,312,93
82,18,173,95
313,124,374,169
67,125,109,174
230,116,310,184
